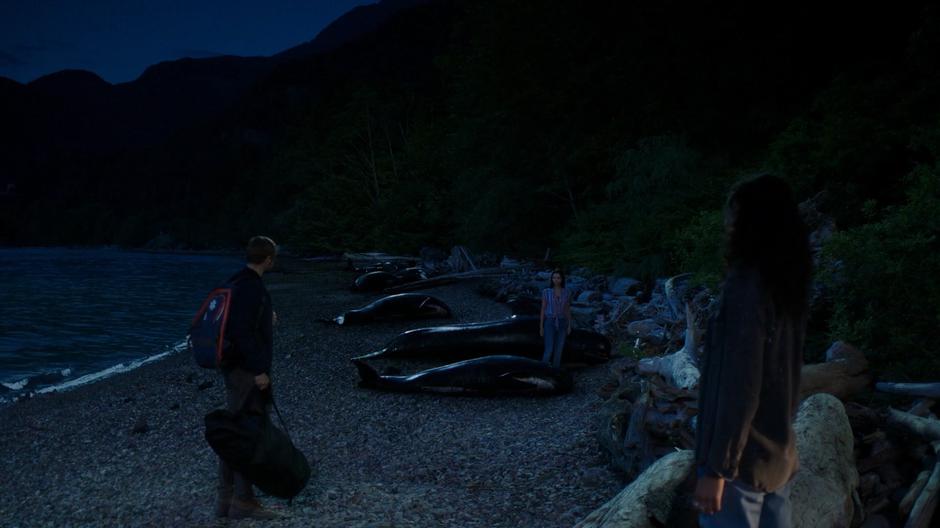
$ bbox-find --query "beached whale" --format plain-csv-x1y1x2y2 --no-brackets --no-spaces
505,295,541,316
353,315,611,364
353,355,573,396
352,268,428,292
332,293,452,325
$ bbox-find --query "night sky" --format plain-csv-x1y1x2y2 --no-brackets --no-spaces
0,0,372,84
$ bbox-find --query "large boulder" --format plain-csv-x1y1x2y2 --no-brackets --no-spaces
790,393,859,528
626,319,668,345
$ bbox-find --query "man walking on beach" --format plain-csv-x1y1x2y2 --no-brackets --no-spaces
216,235,280,520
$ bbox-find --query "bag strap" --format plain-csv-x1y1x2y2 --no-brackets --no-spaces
238,384,293,443
270,396,292,441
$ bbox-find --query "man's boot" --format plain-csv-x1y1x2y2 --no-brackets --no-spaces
215,486,233,518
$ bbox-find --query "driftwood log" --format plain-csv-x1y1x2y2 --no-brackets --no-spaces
343,252,416,269
886,408,940,442
621,389,655,477
447,245,477,273
636,304,700,391
579,394,858,528
799,341,872,400
382,268,510,293
908,399,936,418
900,470,932,517
574,450,696,528
636,328,869,400
876,382,940,400
905,442,940,528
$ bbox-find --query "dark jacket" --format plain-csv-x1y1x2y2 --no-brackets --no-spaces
695,265,806,492
224,267,273,376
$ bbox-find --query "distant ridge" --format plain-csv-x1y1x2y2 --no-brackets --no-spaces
276,0,434,59
0,0,438,154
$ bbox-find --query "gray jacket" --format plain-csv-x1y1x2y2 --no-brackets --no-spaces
695,265,806,492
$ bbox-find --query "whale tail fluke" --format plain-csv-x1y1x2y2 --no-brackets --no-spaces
352,360,379,388
351,349,385,361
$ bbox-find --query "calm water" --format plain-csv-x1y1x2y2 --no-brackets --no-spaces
0,248,244,401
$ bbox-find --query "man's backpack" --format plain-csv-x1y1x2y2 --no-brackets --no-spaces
188,285,236,369
189,273,261,369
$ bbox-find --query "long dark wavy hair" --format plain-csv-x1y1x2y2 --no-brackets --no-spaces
548,269,566,288
724,173,812,319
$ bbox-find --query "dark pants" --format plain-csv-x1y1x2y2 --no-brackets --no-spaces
542,316,568,368
698,479,793,528
218,368,270,501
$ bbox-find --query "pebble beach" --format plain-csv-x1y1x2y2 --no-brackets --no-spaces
0,259,625,528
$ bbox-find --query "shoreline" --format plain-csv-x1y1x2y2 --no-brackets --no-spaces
0,340,189,406
0,260,625,527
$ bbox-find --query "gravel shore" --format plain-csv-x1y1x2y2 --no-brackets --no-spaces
0,260,624,527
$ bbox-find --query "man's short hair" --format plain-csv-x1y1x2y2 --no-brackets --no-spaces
246,236,278,264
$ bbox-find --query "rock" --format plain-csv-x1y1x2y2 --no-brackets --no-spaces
132,416,149,434
577,290,602,304
197,380,214,391
420,246,447,260
571,306,600,328
595,398,633,474
608,277,641,296
790,394,858,528
626,319,668,345
567,276,587,293
858,514,890,528
500,256,522,268
581,467,608,488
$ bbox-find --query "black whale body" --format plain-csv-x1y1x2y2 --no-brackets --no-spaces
352,268,428,292
353,355,573,396
505,295,541,316
353,315,611,364
334,293,452,325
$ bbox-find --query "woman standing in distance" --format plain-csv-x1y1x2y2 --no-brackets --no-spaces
693,174,812,527
540,269,572,368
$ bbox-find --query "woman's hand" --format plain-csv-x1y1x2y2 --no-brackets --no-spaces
254,373,271,391
693,474,725,515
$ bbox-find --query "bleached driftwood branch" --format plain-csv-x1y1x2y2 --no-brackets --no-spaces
905,442,940,528
799,341,871,401
887,408,940,442
637,304,700,390
876,382,940,400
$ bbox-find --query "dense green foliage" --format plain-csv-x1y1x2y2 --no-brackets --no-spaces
6,1,940,377
821,164,940,378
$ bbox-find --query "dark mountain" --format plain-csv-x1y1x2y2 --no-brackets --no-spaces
28,69,111,98
1,0,439,157
276,0,434,58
